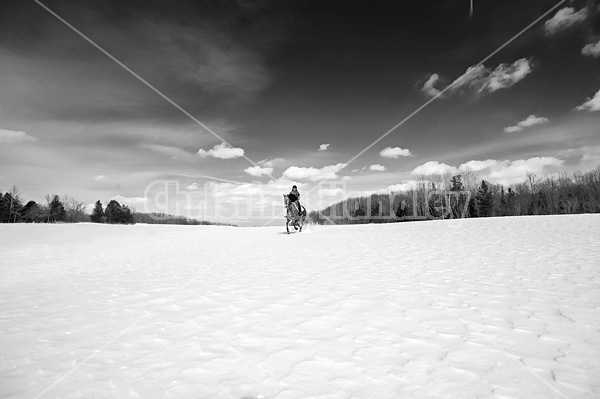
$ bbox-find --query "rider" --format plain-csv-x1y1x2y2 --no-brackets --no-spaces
288,185,302,213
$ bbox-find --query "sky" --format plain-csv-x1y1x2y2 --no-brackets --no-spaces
1,0,599,224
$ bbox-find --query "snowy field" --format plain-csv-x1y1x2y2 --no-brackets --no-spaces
1,215,599,399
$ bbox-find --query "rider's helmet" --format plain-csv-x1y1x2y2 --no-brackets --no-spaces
292,185,297,189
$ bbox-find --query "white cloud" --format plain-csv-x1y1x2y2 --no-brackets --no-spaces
582,39,600,57
486,59,533,93
197,142,245,159
379,146,412,158
504,126,523,133
93,175,108,181
244,165,274,177
544,7,588,36
458,159,499,171
575,88,600,112
504,115,549,133
411,157,565,185
487,157,564,185
388,181,418,192
369,164,387,172
449,64,492,94
112,195,149,206
282,163,347,181
421,74,442,97
186,183,201,190
318,143,330,151
559,146,600,164
411,161,457,175
0,129,37,143
320,187,345,197
423,59,533,98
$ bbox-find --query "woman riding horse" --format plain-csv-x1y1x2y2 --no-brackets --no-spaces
284,185,305,233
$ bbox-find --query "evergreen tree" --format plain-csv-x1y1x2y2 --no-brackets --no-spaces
91,200,104,223
105,200,122,224
22,201,39,223
120,205,135,224
0,192,7,223
468,197,478,218
48,195,66,222
475,180,494,217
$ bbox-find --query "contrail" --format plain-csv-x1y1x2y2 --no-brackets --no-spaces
470,0,474,18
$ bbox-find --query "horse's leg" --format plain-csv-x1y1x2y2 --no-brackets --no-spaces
286,219,290,234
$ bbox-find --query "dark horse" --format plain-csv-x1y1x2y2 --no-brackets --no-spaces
283,194,306,234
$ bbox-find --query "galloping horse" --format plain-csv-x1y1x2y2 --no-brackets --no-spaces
283,194,306,234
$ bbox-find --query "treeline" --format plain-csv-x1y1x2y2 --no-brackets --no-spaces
132,212,234,226
0,187,88,223
90,200,135,224
0,188,233,226
307,166,600,224
91,200,234,225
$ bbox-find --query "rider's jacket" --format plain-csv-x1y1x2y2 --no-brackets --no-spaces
289,189,300,202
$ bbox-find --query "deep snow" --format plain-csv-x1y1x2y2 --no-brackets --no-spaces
1,215,599,399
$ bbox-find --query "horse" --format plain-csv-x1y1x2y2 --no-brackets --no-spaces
283,194,306,234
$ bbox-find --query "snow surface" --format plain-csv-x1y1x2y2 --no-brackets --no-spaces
1,215,599,399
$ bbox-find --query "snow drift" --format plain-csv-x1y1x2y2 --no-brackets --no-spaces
1,215,599,398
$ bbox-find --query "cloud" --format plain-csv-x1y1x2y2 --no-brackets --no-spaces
186,183,201,190
421,74,442,97
0,129,37,143
318,143,330,151
504,115,549,133
486,157,564,185
423,59,533,98
244,165,274,177
369,164,387,172
458,159,499,171
411,161,457,175
379,146,412,158
388,181,419,192
544,7,588,36
197,142,245,159
93,175,108,181
575,88,600,112
486,59,533,93
282,163,347,181
411,157,564,185
582,39,600,57
142,17,280,100
112,195,149,206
